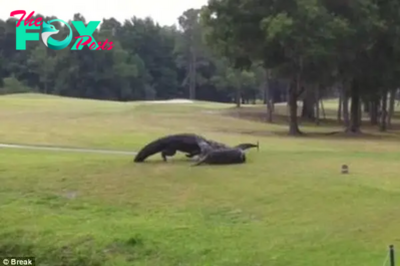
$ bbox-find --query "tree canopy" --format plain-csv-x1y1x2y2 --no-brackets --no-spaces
201,0,400,134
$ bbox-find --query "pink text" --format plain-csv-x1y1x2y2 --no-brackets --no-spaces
75,35,114,50
10,10,43,27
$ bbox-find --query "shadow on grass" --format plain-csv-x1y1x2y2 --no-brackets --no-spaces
133,157,196,165
215,106,400,142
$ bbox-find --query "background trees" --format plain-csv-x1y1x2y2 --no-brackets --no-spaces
201,0,400,134
1,0,400,134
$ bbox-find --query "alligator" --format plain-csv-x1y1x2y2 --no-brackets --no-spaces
133,133,258,162
133,133,226,162
192,139,259,166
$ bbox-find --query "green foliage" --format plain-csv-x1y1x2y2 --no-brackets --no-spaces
0,13,258,103
201,0,400,133
0,76,30,94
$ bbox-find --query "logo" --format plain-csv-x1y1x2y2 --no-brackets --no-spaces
10,10,114,50
41,19,72,50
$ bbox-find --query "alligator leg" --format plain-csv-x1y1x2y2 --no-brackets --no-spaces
186,151,200,158
191,154,208,166
161,149,176,161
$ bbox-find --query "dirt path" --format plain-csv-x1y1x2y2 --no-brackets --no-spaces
0,143,137,155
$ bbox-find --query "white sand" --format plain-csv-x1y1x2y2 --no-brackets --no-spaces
144,99,194,104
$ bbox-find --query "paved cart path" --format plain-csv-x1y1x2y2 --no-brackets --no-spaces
0,143,138,155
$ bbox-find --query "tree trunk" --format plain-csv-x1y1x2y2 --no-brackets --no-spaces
265,69,273,123
337,88,342,122
346,79,361,133
315,84,320,125
380,91,388,131
235,86,241,108
288,77,302,135
44,64,48,94
388,88,395,127
369,99,379,125
358,100,362,127
301,86,316,120
263,88,267,104
342,83,350,129
189,47,196,100
321,98,326,119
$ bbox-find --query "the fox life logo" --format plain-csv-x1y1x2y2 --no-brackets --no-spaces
10,10,114,50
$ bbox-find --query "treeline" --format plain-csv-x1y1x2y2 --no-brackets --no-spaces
0,11,266,105
201,0,400,134
1,0,400,135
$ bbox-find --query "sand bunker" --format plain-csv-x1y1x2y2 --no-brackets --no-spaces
145,99,194,104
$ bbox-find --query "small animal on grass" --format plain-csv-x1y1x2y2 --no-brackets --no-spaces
133,133,258,162
192,139,259,166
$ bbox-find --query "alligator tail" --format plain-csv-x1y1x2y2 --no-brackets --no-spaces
233,141,259,151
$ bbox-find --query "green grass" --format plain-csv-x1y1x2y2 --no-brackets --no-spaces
1,93,400,265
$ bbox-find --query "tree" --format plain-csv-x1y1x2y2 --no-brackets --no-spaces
27,45,56,94
202,0,342,135
177,9,206,100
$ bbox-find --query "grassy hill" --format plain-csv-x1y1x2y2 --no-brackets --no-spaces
0,93,400,266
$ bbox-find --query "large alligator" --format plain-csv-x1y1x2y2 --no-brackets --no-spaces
192,138,259,166
133,133,258,162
